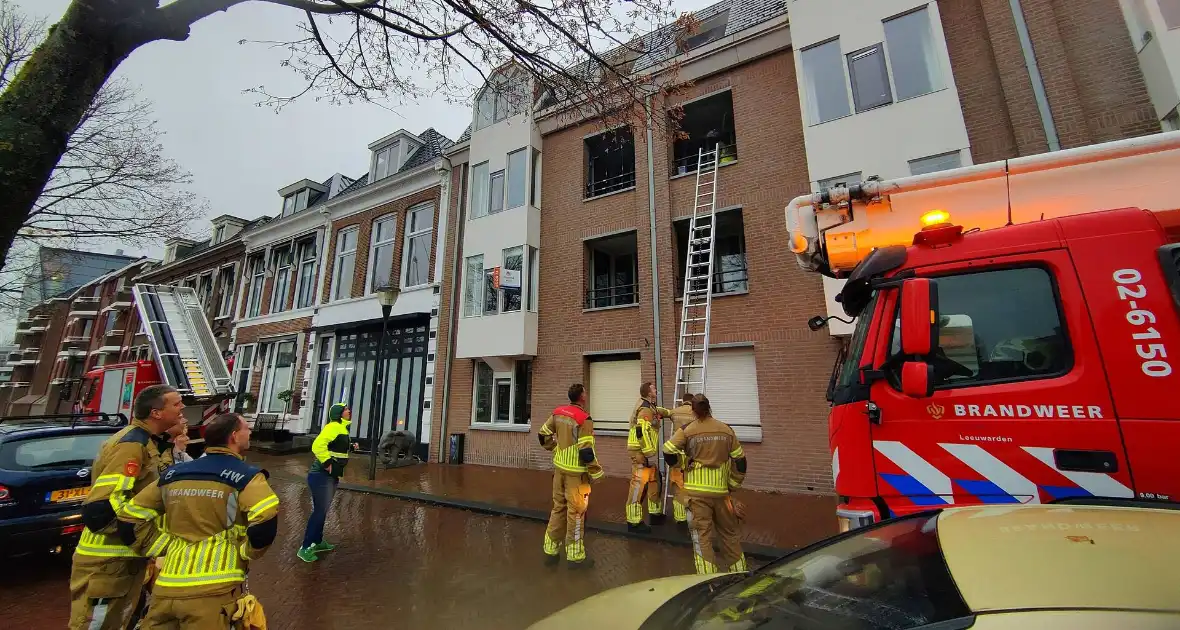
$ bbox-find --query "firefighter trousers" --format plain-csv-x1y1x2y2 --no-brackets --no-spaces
625,451,662,524
685,495,748,575
68,554,150,630
141,587,243,630
669,466,687,523
543,471,591,562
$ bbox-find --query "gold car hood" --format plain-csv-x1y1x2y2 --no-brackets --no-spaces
527,574,728,630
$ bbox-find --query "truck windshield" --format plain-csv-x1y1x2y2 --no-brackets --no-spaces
687,513,970,630
831,293,877,404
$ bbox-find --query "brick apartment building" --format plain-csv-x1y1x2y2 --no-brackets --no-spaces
429,0,1165,494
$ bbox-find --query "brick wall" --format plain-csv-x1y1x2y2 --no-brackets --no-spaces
940,0,1159,164
320,186,441,303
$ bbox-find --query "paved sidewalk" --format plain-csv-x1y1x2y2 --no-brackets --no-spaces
249,452,837,558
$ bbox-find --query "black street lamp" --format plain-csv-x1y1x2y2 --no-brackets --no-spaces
369,284,400,481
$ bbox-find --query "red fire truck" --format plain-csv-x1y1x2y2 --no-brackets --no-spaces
76,285,234,439
785,131,1180,531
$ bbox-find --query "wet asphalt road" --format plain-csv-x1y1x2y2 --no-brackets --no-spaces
0,475,706,629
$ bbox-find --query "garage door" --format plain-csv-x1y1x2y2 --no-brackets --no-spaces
588,358,640,433
703,347,762,442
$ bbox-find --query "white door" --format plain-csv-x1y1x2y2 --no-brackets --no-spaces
702,347,762,442
587,358,640,433
100,368,126,416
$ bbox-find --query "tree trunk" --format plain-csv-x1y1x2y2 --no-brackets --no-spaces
0,1,147,273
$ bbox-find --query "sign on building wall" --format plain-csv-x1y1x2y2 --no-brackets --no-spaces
493,267,521,290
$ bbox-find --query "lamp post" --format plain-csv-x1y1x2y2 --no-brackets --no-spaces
369,284,400,480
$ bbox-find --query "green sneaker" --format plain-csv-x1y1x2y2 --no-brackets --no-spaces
313,541,336,552
296,546,319,563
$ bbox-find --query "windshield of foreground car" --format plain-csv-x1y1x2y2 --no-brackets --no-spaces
0,433,111,471
687,514,970,630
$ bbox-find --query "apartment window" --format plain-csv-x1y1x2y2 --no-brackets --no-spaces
270,245,293,313
404,203,433,287
1162,0,1180,30
367,216,397,294
506,148,528,210
585,127,636,198
332,228,359,301
671,91,736,176
281,189,311,217
474,69,530,131
801,39,852,124
675,209,749,296
294,237,317,308
489,170,505,215
374,142,399,180
531,149,541,207
470,162,489,219
103,310,119,335
216,265,235,318
233,344,255,412
818,171,863,190
472,359,531,425
197,273,214,308
677,10,729,52
213,225,226,245
282,195,296,217
585,232,638,309
260,340,297,413
848,44,892,112
502,246,524,313
463,255,484,317
527,246,539,312
245,255,265,318
909,151,962,176
483,267,499,315
884,7,943,101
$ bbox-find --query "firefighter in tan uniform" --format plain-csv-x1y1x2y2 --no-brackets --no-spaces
69,385,184,630
119,412,279,629
538,383,604,569
667,392,696,526
625,382,672,533
663,394,749,575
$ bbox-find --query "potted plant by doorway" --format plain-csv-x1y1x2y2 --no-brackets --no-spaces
237,391,256,412
275,389,294,443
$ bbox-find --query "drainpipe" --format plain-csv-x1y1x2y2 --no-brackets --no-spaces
1008,0,1060,152
436,157,464,463
644,94,664,406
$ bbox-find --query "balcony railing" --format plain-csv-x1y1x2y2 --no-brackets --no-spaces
670,142,738,177
584,170,636,199
585,283,639,310
61,336,89,348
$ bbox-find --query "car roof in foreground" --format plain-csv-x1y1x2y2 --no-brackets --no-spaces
937,504,1180,614
0,419,122,438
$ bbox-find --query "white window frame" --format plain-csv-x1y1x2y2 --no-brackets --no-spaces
402,203,434,289
213,225,226,245
259,339,297,414
197,272,214,308
233,343,256,410
292,236,318,309
245,255,265,318
216,263,237,318
506,148,528,210
470,162,490,219
331,227,360,302
527,246,539,312
882,6,943,102
373,141,400,181
801,38,852,125
270,244,293,314
366,215,398,294
500,245,524,313
489,170,505,215
470,359,529,428
462,254,484,318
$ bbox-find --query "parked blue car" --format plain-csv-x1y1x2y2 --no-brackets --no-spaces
0,414,126,557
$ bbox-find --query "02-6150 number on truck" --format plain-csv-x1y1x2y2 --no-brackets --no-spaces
1113,268,1172,377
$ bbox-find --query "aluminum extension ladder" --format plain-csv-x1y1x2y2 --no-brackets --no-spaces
660,144,721,515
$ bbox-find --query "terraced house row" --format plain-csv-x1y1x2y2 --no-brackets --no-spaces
6,0,1179,493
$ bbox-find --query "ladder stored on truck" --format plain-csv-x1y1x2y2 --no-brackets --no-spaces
132,284,233,399
660,144,721,514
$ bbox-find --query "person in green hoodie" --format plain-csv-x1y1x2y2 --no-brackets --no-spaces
298,403,356,562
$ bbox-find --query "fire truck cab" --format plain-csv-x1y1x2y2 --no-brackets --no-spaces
786,131,1180,531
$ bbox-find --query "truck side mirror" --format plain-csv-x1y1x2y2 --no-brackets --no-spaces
900,278,939,356
900,361,935,398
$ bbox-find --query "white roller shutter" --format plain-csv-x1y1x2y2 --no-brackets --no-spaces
703,347,762,442
588,359,640,434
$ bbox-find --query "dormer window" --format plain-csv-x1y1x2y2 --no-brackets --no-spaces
213,225,226,245
282,189,311,217
676,10,729,54
163,244,177,265
373,141,400,181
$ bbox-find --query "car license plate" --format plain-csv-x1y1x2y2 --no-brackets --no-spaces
46,487,88,503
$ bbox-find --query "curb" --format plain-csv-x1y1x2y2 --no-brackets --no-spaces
269,470,787,560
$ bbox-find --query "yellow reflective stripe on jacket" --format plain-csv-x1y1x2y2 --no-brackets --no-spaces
247,494,280,521
154,527,247,589
684,462,731,495
75,528,139,557
146,531,173,557
120,498,160,522
553,444,587,473
663,440,684,455
730,445,744,459
576,434,594,447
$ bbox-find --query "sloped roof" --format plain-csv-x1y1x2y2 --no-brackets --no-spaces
336,128,455,197
456,124,473,143
632,0,786,71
